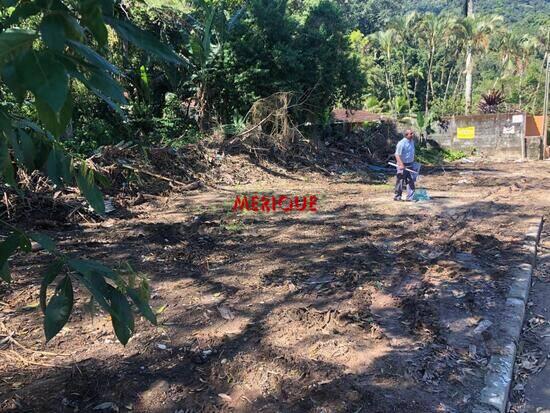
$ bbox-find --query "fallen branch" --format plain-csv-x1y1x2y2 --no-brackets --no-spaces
4,349,68,368
294,156,331,175
328,148,365,160
120,163,202,190
227,114,272,145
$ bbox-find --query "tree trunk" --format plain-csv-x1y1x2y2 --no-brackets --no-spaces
518,55,527,109
425,45,435,114
463,0,475,114
402,55,411,111
465,0,474,17
384,51,393,105
197,85,209,132
384,69,393,103
453,70,463,99
464,46,473,114
519,70,524,109
444,65,454,102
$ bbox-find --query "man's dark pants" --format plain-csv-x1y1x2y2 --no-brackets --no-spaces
394,162,416,201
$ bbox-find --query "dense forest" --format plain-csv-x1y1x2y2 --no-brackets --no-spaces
340,0,549,117
404,0,550,23
0,0,549,343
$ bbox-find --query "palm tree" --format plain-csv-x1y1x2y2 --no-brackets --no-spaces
493,31,522,88
390,12,419,112
530,25,550,113
458,16,501,114
418,13,445,114
517,35,539,107
439,16,463,103
408,66,424,109
463,0,474,114
374,29,397,104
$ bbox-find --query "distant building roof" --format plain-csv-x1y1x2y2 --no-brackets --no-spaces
332,109,387,124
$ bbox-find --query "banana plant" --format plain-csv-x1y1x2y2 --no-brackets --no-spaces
398,111,436,143
186,0,244,130
187,2,219,130
0,0,185,344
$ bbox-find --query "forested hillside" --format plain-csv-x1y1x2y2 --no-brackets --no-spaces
338,0,550,33
403,0,550,23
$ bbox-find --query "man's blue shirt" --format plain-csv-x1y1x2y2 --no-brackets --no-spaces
395,138,415,164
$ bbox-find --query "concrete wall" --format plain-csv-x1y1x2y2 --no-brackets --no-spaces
429,113,533,160
526,137,543,160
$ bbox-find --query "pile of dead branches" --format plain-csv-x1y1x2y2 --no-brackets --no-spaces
90,142,213,195
0,169,89,226
223,92,314,160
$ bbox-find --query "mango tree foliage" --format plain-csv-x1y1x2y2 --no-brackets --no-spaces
211,0,365,124
0,0,184,344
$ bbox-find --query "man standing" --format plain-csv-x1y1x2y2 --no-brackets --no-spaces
394,129,419,202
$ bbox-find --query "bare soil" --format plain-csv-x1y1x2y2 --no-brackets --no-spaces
2,157,550,413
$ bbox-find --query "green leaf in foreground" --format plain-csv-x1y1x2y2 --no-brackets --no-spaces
0,231,32,282
108,287,135,345
40,260,64,313
1,62,27,101
105,17,184,65
0,29,37,66
44,275,74,341
40,14,67,52
9,129,36,170
0,262,9,283
46,145,72,187
75,163,105,214
0,133,16,187
30,233,57,253
127,287,157,325
80,0,108,47
35,93,73,137
67,40,122,75
68,258,117,280
16,51,69,113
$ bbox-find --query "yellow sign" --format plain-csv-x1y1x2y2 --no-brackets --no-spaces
457,126,475,140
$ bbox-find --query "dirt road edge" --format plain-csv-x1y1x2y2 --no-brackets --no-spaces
475,217,544,413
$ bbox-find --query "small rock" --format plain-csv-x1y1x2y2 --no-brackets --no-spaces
218,306,235,320
473,320,493,335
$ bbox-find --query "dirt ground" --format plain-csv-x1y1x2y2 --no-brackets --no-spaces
510,223,550,413
2,158,550,413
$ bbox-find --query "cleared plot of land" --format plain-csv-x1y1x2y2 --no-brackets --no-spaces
1,160,550,413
